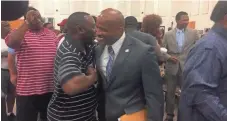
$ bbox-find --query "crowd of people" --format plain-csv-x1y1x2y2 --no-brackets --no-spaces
1,1,227,121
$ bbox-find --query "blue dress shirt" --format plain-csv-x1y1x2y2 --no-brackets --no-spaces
178,24,227,121
176,28,185,52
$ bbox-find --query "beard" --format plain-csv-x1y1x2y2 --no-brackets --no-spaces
82,30,95,44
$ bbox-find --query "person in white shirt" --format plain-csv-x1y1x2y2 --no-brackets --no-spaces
1,21,11,121
1,21,16,121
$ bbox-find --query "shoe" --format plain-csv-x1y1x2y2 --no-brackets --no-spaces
7,113,16,121
165,118,173,121
165,115,174,121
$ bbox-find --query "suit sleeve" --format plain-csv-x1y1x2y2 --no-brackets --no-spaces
161,34,171,60
142,47,164,121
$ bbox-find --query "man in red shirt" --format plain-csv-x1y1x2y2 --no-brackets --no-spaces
5,8,57,121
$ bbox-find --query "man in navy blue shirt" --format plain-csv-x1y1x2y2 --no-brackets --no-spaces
178,1,227,121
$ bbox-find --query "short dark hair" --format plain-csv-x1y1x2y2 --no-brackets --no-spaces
43,22,51,27
67,12,90,32
24,6,37,19
125,16,138,29
210,1,227,22
175,11,188,21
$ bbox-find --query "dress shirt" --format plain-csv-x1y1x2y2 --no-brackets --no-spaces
176,28,185,52
100,32,125,76
178,24,227,121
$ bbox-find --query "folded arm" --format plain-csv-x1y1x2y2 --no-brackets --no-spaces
59,52,95,96
5,22,28,49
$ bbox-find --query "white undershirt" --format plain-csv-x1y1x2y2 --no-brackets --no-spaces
100,33,125,76
1,39,8,69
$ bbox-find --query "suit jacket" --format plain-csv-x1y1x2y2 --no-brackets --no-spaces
162,28,200,75
96,34,164,121
125,29,169,62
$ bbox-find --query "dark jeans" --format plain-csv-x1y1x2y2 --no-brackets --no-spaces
16,92,53,121
1,97,8,121
1,69,10,95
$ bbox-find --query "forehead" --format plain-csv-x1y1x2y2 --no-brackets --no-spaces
180,15,189,20
96,15,113,26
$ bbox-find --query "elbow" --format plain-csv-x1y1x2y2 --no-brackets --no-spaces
7,37,17,49
6,35,21,49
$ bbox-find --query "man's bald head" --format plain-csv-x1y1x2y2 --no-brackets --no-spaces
66,12,96,44
99,8,125,27
96,8,125,45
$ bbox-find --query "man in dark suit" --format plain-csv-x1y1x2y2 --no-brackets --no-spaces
125,16,167,63
96,8,164,121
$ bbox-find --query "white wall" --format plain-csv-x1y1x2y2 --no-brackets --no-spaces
29,0,218,30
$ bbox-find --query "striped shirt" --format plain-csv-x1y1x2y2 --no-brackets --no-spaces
47,35,97,121
5,28,57,96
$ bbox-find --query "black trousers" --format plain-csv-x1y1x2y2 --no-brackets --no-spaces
1,97,8,121
16,92,53,121
1,69,10,121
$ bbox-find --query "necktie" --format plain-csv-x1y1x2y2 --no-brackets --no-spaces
106,46,115,81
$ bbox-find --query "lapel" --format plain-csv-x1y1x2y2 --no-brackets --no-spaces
107,35,133,89
96,44,105,69
171,28,178,51
182,28,190,50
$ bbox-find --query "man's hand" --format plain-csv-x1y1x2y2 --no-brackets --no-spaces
10,74,17,86
169,56,178,64
87,67,97,83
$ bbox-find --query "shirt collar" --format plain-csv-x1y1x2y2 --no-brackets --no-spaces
65,34,85,52
65,34,95,52
212,23,227,39
176,28,185,33
28,28,47,36
111,32,125,53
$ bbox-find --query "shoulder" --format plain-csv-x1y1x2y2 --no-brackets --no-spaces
127,35,153,53
58,38,72,53
127,31,156,46
186,28,197,34
130,31,155,39
44,28,57,37
191,30,226,59
164,30,173,36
